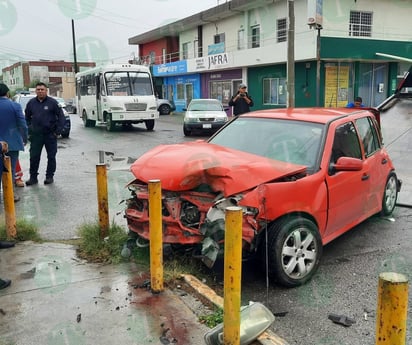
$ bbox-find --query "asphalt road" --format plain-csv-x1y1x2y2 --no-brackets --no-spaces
9,101,412,345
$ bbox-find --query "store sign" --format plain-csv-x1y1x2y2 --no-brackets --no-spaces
187,53,231,72
153,60,187,76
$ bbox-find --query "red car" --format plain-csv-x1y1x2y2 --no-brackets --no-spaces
125,107,401,287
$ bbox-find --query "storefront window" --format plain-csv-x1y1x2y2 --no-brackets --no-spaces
177,83,184,100
263,78,287,105
210,80,232,105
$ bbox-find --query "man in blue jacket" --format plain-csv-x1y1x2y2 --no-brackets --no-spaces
25,82,65,186
0,83,28,202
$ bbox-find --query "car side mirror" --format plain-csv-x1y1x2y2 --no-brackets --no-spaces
333,157,363,171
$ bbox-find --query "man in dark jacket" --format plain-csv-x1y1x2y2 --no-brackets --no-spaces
25,82,65,185
229,83,254,116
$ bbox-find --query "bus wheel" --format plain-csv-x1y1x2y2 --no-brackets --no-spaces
145,120,155,131
82,111,95,127
106,115,116,131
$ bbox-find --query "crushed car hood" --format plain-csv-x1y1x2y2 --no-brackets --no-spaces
130,141,307,196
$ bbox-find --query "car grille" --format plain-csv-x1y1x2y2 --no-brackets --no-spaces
199,117,215,122
125,103,147,111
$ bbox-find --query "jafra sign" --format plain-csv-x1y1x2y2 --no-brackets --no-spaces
188,53,231,72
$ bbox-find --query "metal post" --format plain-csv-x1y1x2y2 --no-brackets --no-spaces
316,27,321,107
2,156,17,238
375,272,408,344
223,206,243,344
287,0,295,108
96,164,109,239
149,179,163,293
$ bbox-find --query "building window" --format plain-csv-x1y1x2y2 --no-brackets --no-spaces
214,33,225,44
250,25,260,48
237,29,245,50
263,78,287,105
182,42,190,59
277,18,287,43
349,11,372,37
149,51,155,64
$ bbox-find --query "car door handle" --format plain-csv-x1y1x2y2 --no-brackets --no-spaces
362,174,370,181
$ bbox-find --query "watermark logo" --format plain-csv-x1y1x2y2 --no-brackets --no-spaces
34,255,72,294
296,272,334,308
48,322,85,345
57,0,96,20
75,36,109,64
0,1,17,36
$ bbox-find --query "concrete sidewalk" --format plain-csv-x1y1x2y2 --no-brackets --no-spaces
0,241,210,345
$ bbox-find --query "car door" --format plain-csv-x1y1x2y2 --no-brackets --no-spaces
354,115,387,214
323,121,370,241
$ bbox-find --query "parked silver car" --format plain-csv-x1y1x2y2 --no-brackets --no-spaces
157,98,176,115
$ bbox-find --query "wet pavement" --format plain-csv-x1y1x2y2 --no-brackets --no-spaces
0,242,210,345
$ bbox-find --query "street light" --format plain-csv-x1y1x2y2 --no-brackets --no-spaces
308,21,322,107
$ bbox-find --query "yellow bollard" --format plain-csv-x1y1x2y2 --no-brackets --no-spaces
375,272,409,345
223,206,243,345
96,164,109,239
149,179,163,293
2,156,17,238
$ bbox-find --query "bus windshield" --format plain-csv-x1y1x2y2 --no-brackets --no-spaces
104,71,153,96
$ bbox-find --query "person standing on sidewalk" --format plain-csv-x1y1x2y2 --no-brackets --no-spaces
25,82,65,186
0,84,28,202
229,83,254,116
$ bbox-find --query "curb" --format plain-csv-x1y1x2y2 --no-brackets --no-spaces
181,274,290,345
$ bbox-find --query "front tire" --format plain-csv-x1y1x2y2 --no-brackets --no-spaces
106,114,115,131
145,120,155,131
183,126,191,136
381,172,398,216
263,216,322,287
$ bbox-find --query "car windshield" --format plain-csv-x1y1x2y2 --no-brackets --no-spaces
188,101,223,111
208,117,325,170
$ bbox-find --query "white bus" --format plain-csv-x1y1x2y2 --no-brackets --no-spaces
76,64,159,131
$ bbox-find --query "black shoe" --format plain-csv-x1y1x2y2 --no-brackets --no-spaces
0,278,11,290
44,177,54,185
26,178,38,186
0,241,15,249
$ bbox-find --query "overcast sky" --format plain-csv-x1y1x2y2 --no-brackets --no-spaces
0,0,221,69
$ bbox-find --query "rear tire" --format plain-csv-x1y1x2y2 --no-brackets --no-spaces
381,172,398,216
262,216,322,287
82,111,96,127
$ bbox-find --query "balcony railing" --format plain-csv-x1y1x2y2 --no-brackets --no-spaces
137,32,277,66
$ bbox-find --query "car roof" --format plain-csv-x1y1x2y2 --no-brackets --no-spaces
189,98,222,103
240,107,377,124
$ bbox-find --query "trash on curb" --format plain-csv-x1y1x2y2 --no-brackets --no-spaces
328,313,356,327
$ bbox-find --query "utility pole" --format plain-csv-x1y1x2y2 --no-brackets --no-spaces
287,0,295,108
71,19,78,74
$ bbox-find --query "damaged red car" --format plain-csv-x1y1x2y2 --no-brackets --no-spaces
125,107,401,287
